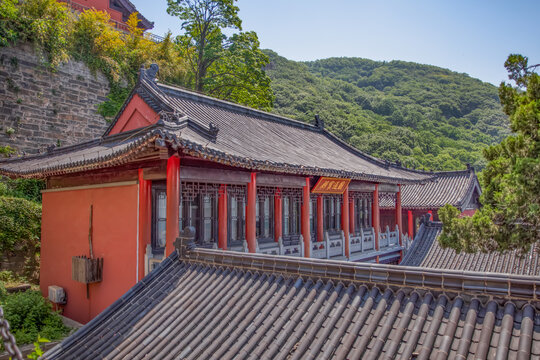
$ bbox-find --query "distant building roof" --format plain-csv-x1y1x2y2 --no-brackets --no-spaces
381,168,481,209
401,221,540,276
114,0,153,29
45,234,540,359
0,66,434,184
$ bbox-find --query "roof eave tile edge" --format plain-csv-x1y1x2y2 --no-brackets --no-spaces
0,131,428,184
0,133,160,179
179,138,426,185
183,247,540,303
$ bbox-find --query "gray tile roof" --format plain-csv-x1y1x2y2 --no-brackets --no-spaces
45,238,540,359
381,168,480,208
401,221,540,276
0,68,435,184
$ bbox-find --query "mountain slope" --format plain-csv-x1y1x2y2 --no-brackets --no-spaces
264,50,509,171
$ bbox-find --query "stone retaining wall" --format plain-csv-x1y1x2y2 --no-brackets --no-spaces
0,44,110,155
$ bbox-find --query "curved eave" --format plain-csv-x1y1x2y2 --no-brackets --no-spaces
0,133,434,184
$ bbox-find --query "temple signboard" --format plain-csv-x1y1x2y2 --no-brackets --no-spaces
311,177,351,194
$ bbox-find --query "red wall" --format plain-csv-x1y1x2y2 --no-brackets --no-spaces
108,94,159,135
68,0,124,23
40,184,139,324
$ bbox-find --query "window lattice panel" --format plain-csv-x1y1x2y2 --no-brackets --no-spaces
350,191,372,200
227,184,247,200
280,187,303,204
379,192,397,203
181,182,220,201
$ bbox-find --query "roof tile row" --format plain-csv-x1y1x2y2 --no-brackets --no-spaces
46,237,540,359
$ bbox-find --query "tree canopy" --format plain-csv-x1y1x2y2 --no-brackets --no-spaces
167,0,273,110
439,54,540,253
265,50,509,171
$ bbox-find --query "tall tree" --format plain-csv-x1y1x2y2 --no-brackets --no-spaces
167,0,273,110
439,54,540,253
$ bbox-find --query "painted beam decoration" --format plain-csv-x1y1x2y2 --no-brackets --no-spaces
311,177,351,194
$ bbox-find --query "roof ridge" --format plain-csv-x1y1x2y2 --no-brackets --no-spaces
177,241,540,301
151,75,434,177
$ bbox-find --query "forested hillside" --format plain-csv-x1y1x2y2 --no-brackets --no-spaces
264,50,509,171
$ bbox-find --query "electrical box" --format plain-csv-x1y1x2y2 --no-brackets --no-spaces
48,285,66,304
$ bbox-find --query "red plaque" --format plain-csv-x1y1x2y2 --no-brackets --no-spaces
311,177,351,194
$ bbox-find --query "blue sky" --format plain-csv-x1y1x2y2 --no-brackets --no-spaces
131,0,539,86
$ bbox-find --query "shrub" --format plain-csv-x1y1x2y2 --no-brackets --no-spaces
0,177,45,203
1,290,68,347
0,196,41,254
0,0,71,68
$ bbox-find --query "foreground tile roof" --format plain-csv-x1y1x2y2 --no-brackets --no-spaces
46,234,540,359
0,66,433,184
381,168,480,209
401,221,540,276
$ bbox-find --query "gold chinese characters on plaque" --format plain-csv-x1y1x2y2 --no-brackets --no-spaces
311,177,351,194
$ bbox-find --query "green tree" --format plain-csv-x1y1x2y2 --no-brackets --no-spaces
167,0,273,109
439,54,540,253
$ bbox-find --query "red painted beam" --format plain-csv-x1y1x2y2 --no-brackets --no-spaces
218,184,227,250
246,173,257,253
317,195,324,242
165,156,180,256
274,189,282,242
341,186,350,257
301,178,311,257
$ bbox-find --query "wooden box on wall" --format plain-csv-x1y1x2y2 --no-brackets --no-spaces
71,256,103,284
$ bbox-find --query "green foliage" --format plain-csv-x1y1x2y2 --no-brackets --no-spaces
0,0,70,68
167,0,274,110
96,84,131,118
1,290,67,347
440,54,540,253
0,146,16,157
27,335,49,359
265,51,509,170
0,177,45,203
0,197,41,254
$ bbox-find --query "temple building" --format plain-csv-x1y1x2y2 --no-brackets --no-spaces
401,216,540,275
58,0,154,32
44,231,540,359
380,168,481,238
1,65,443,323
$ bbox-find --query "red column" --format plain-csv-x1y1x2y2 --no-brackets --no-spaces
372,184,380,263
408,210,414,239
165,156,180,256
349,199,355,235
301,178,311,257
138,169,151,281
218,184,227,250
396,184,403,246
317,195,324,242
428,210,433,220
341,187,350,257
246,173,257,253
274,189,282,242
